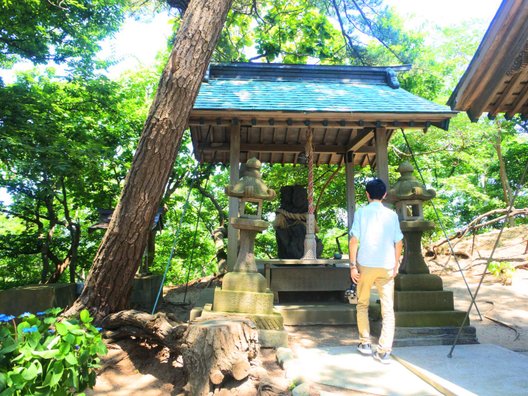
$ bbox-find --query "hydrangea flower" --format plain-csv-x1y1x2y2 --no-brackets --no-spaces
22,325,38,334
36,311,46,316
95,327,103,332
0,314,15,322
18,312,31,318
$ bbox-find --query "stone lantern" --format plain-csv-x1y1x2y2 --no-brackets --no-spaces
386,161,436,274
199,157,287,347
384,162,474,341
224,157,276,273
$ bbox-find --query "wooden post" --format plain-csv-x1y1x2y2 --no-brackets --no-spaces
227,123,240,272
375,127,389,186
302,128,317,259
345,150,355,239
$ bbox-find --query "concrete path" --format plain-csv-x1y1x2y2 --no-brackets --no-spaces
392,344,528,396
285,344,528,395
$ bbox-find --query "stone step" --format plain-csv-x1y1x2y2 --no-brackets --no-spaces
395,310,469,327
394,290,455,311
395,274,444,291
275,303,380,326
394,326,477,337
276,303,357,325
268,266,350,293
392,326,478,347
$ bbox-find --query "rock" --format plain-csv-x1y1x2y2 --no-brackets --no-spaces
276,347,294,367
257,377,290,396
292,382,314,396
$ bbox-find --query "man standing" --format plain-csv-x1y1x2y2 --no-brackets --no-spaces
349,178,403,364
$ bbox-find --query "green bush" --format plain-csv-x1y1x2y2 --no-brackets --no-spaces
488,261,516,285
0,308,107,395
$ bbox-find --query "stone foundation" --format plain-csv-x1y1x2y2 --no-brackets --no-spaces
212,287,274,315
390,273,478,345
130,274,164,312
0,283,76,316
1,274,164,316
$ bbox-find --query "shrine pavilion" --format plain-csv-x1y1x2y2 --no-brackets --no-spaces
189,62,456,275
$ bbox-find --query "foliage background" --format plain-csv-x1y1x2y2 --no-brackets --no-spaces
0,0,526,290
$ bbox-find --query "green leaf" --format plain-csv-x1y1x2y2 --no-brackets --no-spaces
45,335,61,350
33,349,60,359
64,333,76,345
0,372,6,391
21,361,40,381
64,352,78,366
79,309,91,324
16,322,30,336
0,387,15,396
69,328,86,336
55,322,68,336
48,361,64,388
0,341,18,354
95,341,107,356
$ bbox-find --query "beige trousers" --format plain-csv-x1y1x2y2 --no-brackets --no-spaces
356,264,395,353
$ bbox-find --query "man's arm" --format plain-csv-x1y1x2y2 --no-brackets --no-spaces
349,236,360,283
393,239,403,278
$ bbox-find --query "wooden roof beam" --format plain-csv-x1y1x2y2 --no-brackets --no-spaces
506,79,528,119
189,113,454,130
465,13,528,120
487,73,526,118
449,0,528,109
347,130,375,152
189,120,444,130
198,142,376,154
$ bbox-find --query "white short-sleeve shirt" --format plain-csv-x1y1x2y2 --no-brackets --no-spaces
350,201,403,269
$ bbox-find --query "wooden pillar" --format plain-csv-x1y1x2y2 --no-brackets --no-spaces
375,127,389,186
345,151,355,238
227,123,240,272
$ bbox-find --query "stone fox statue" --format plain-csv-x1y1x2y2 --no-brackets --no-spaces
273,185,323,259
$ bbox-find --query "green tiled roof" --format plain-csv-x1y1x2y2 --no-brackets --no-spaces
194,78,452,114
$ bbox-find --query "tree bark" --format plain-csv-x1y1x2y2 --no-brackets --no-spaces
181,318,259,396
102,309,188,352
65,0,233,320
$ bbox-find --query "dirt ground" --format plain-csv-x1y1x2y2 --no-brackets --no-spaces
88,226,528,395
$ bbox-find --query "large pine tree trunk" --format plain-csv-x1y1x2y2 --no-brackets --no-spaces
65,0,233,320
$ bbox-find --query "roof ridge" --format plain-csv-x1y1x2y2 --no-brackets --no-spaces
206,62,410,88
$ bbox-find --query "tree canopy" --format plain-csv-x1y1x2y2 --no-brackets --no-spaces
1,0,527,293
0,0,127,72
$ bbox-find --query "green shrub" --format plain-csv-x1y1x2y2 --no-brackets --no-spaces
488,261,516,285
0,308,107,395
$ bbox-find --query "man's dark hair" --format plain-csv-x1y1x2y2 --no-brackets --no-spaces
366,178,387,200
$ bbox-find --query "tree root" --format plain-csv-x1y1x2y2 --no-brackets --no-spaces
102,309,187,353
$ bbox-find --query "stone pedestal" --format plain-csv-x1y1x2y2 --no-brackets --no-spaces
399,221,434,274
391,223,477,345
200,272,287,347
394,221,470,328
